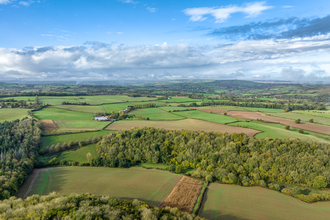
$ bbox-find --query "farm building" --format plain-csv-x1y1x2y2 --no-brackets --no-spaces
94,116,108,121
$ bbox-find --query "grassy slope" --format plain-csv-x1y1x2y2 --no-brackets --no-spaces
39,144,98,163
102,101,163,114
53,120,108,130
158,97,202,103
174,110,237,124
81,95,158,105
130,108,185,120
0,109,30,122
34,107,94,120
41,130,111,149
269,112,330,126
199,183,330,220
228,120,328,142
55,105,104,113
17,167,182,207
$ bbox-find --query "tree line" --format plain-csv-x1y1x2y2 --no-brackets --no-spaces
0,118,41,199
0,192,204,219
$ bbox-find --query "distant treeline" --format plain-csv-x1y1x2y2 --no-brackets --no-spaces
62,101,90,105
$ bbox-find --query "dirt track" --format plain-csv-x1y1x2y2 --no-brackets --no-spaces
226,111,330,135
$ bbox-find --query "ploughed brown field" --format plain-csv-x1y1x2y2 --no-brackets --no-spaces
160,177,202,213
107,119,260,137
225,111,330,135
40,120,57,134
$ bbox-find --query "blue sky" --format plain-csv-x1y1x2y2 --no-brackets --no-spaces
1,0,330,82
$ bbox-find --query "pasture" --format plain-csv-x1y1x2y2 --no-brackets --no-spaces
102,101,164,114
229,121,327,142
41,130,110,149
292,110,330,118
0,109,30,122
107,119,260,137
199,183,330,220
53,120,108,130
55,105,105,113
174,110,237,124
16,167,181,207
158,97,202,103
269,112,330,126
39,144,98,163
34,107,94,120
130,108,185,120
79,95,158,105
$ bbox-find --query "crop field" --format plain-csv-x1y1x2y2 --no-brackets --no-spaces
199,183,330,220
41,130,110,149
130,108,185,120
80,95,158,105
242,107,284,113
158,97,202,103
226,111,330,135
228,120,327,142
160,177,202,213
16,167,182,207
269,112,330,126
174,110,237,124
55,105,105,113
159,106,193,111
0,109,30,122
53,120,108,130
39,144,98,163
34,107,94,120
40,120,58,134
107,119,260,137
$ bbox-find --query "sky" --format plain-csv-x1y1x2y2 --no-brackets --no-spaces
1,0,330,83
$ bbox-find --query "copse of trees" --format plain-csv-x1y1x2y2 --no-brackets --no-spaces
0,192,204,219
0,118,41,199
92,128,330,190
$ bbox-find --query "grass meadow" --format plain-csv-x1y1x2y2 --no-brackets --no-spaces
53,120,108,130
34,107,94,120
292,110,330,118
55,105,105,113
39,144,98,163
130,108,185,120
174,110,237,124
270,112,330,126
228,120,327,142
158,97,202,103
102,101,163,114
41,130,111,149
80,95,158,105
199,183,330,220
17,167,182,207
0,109,30,122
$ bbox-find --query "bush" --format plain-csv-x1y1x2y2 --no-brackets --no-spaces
168,165,176,172
224,112,227,116
299,129,304,134
313,176,328,188
309,119,314,123
294,119,301,124
281,188,293,196
175,165,184,173
285,125,290,130
79,140,86,147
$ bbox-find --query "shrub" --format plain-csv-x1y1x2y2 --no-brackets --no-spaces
281,188,293,196
79,140,85,147
299,129,304,134
224,112,227,116
285,125,290,130
313,176,328,188
294,119,301,124
309,119,314,123
205,175,213,183
175,165,184,173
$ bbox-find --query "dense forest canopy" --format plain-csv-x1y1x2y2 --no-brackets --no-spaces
0,119,41,199
0,192,204,220
93,128,330,188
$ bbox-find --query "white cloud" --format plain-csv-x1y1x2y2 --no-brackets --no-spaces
0,0,11,4
117,0,138,4
0,35,330,81
184,2,273,23
19,1,33,6
146,6,157,13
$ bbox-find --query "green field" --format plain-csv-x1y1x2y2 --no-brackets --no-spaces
80,95,158,105
174,110,237,124
41,130,110,149
159,106,193,111
39,144,98,163
242,107,284,113
0,109,30,122
130,108,185,120
199,183,330,220
53,120,109,130
34,107,94,120
158,97,202,103
269,112,330,126
17,167,182,207
102,101,164,114
292,110,330,118
227,120,327,142
55,105,105,113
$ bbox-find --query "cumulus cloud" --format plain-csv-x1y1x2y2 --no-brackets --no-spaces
280,67,330,83
1,36,330,81
209,15,330,40
146,7,157,13
0,0,11,4
183,2,272,23
19,1,33,6
117,0,138,4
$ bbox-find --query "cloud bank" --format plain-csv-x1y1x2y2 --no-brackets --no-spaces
1,34,330,82
184,2,272,23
